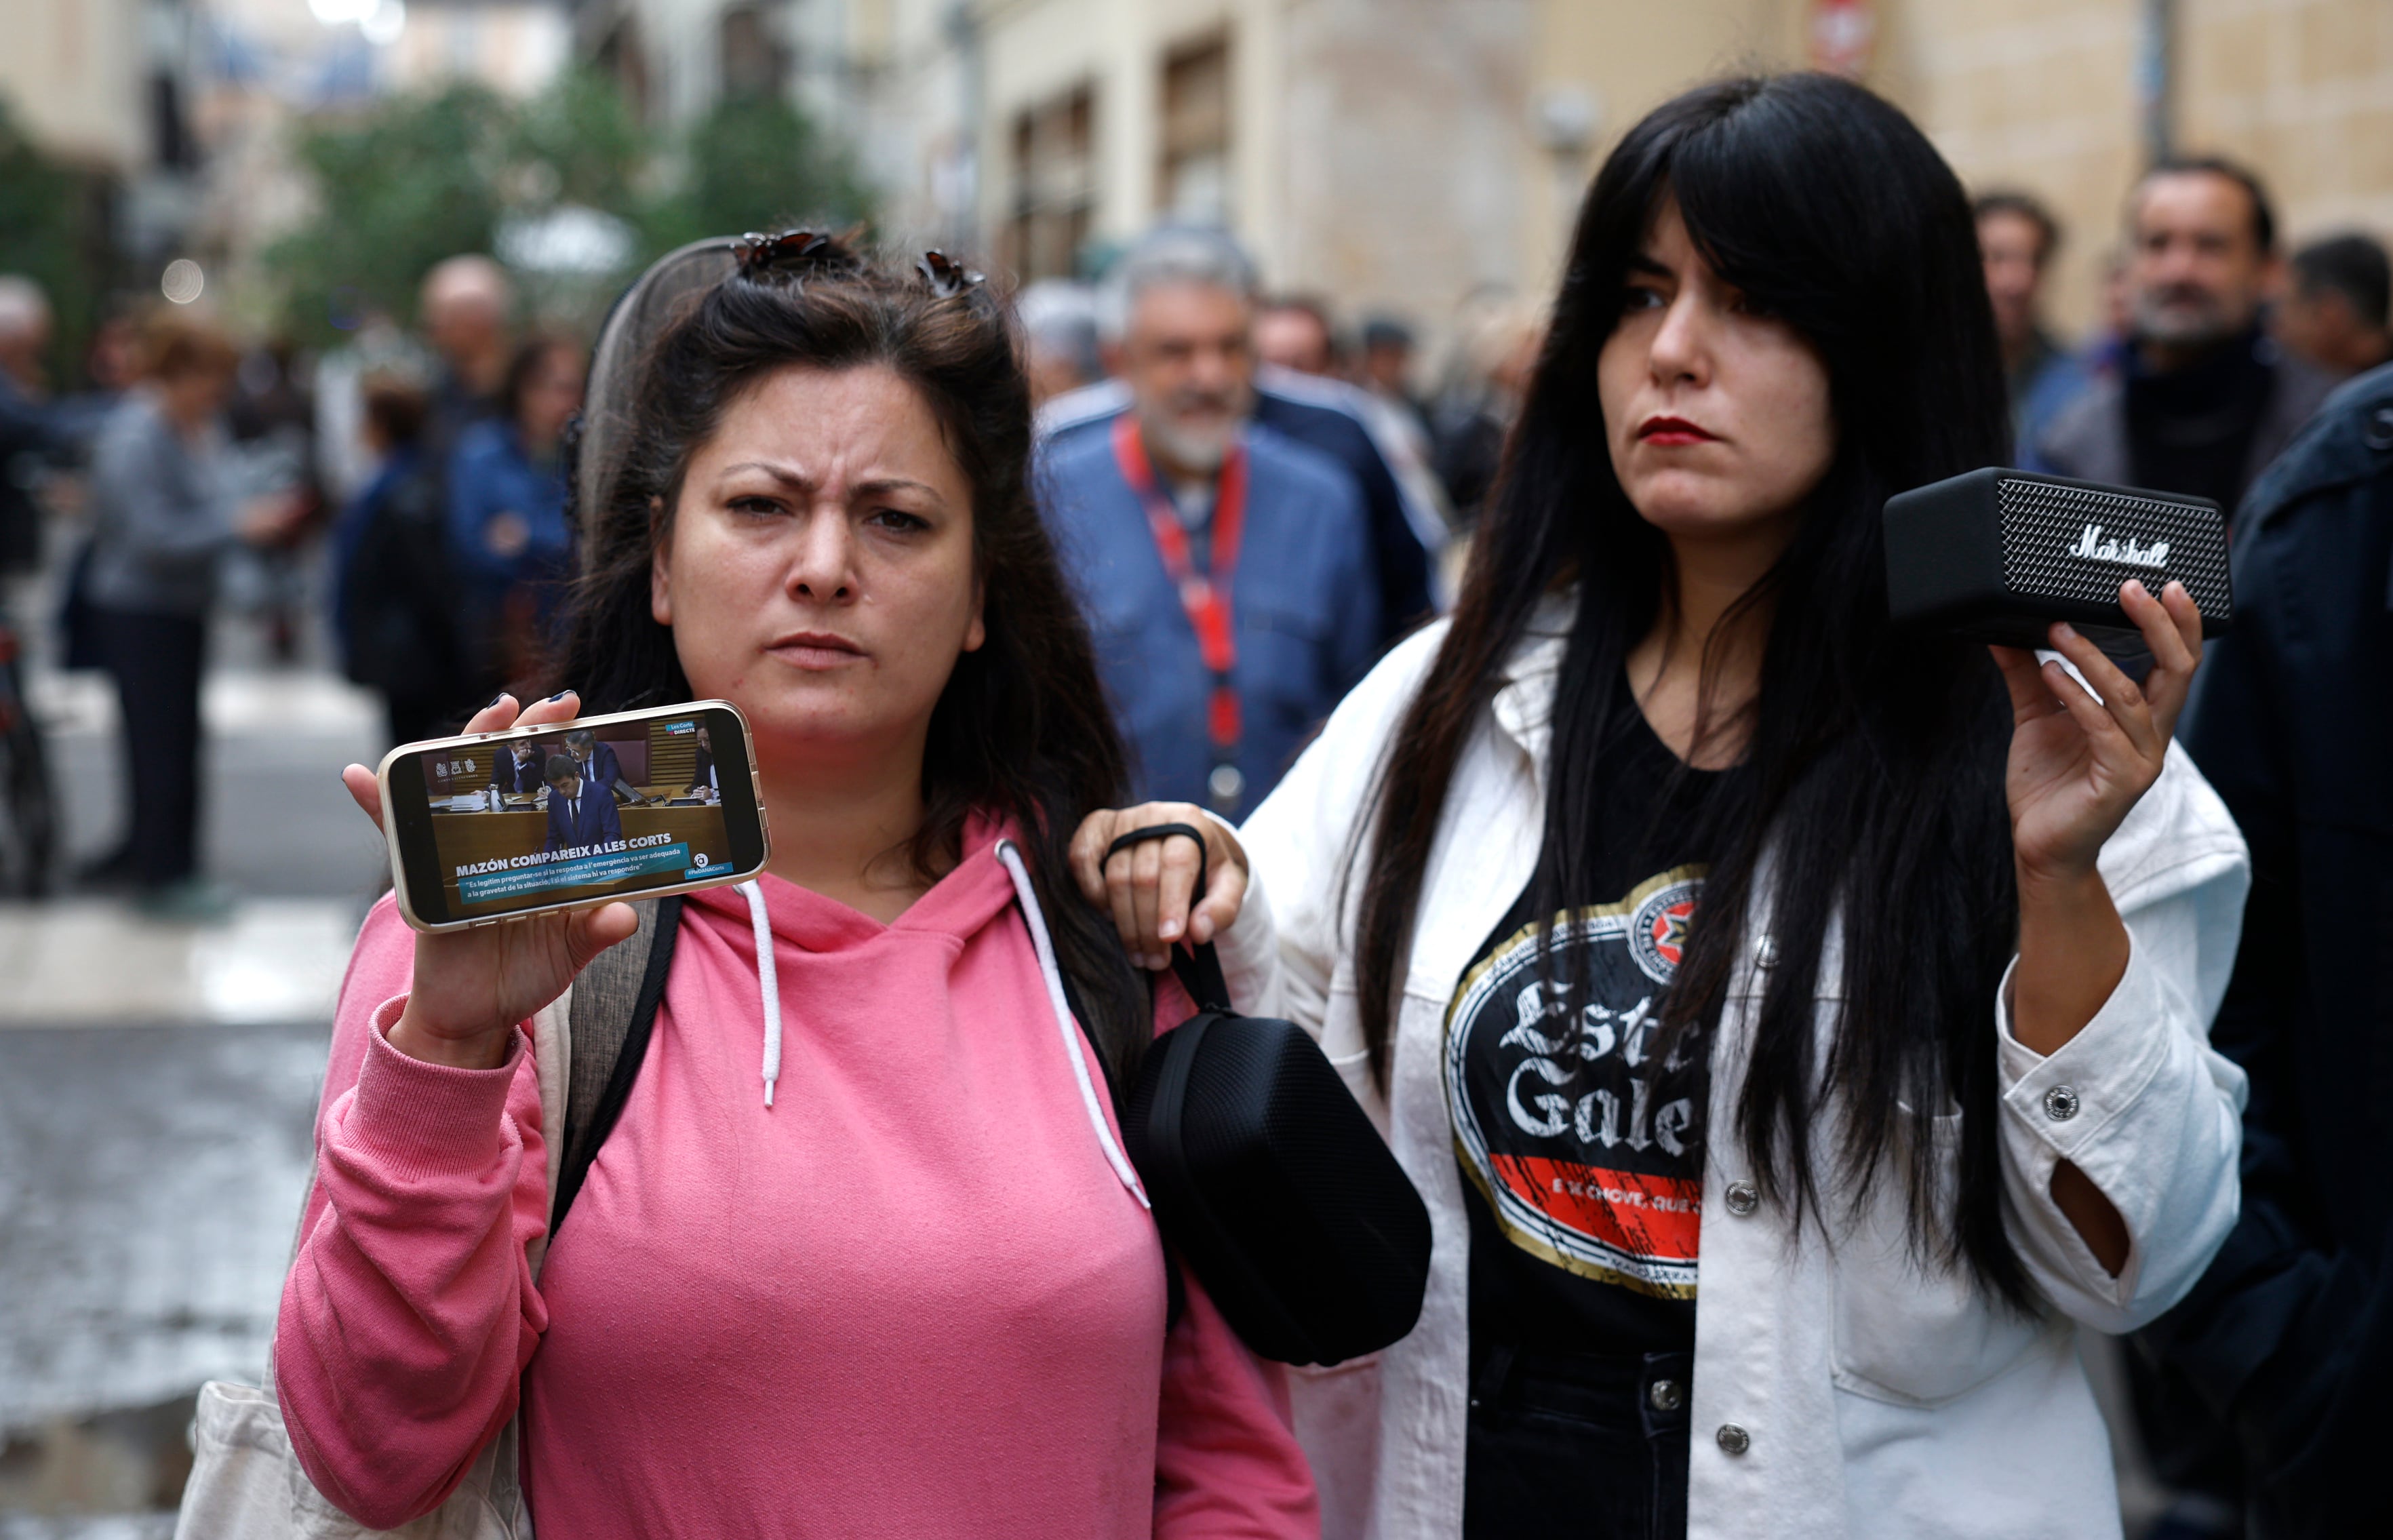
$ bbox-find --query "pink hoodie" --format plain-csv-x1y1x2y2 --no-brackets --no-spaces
275,823,1318,1537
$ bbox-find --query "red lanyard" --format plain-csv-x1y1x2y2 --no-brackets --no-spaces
1111,412,1248,758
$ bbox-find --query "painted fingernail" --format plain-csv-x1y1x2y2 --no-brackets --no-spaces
547,690,571,702
486,693,507,709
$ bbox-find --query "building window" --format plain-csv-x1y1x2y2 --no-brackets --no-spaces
1159,33,1230,225
719,4,791,101
1006,83,1096,281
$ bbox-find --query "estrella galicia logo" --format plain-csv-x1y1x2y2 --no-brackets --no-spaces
1444,865,1709,1298
1627,877,1703,984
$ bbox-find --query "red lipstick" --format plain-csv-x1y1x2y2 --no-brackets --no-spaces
1637,415,1718,446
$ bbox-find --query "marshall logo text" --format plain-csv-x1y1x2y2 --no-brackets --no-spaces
2070,522,2171,569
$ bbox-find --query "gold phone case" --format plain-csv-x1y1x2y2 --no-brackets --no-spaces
376,699,771,932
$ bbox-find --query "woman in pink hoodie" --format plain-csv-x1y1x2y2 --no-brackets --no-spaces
277,237,1319,1537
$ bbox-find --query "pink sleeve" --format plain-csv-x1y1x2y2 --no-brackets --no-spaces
1154,1263,1322,1537
273,898,552,1531
1145,970,1322,1539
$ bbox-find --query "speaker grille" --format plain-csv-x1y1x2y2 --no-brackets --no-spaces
1996,476,2232,620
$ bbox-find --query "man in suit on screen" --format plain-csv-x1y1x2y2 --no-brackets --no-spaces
542,754,623,855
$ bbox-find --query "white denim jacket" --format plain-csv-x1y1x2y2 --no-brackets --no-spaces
1211,608,2249,1540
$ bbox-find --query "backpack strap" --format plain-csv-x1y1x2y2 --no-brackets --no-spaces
553,894,684,1232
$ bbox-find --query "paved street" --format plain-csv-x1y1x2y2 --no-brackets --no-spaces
0,654,384,1525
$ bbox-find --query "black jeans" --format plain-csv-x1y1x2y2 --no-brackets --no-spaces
1463,1346,1691,1540
96,606,206,888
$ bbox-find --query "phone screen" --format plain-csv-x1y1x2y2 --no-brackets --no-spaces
383,704,767,928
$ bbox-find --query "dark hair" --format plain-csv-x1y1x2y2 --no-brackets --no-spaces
2291,231,2392,330
1973,190,2061,267
545,754,578,783
2139,155,2278,253
500,335,581,429
1351,74,2031,1304
361,376,429,449
551,239,1149,1079
1259,294,1339,354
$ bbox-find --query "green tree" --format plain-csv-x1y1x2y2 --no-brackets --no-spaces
266,72,869,345
266,82,515,345
641,92,872,254
0,94,107,387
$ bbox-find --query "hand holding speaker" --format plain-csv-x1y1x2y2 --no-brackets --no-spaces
1992,578,2204,891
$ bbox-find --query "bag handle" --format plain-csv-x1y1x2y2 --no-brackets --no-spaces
1102,822,1233,1013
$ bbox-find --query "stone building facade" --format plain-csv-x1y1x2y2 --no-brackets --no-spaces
585,0,2393,349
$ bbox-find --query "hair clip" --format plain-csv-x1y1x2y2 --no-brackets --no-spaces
732,229,835,278
917,250,985,298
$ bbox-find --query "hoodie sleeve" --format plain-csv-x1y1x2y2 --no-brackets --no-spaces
1139,969,1320,1538
274,897,552,1530
1154,1263,1322,1539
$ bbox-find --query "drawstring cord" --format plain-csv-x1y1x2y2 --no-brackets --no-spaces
739,880,783,1107
994,840,1149,1208
735,852,1139,1201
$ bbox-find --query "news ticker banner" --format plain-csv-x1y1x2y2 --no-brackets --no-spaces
457,842,716,905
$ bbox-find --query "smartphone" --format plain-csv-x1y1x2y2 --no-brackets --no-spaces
377,700,770,932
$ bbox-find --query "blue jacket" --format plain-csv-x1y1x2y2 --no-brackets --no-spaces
1042,376,1435,641
2143,361,2393,1537
447,420,571,594
1040,422,1379,812
543,784,624,855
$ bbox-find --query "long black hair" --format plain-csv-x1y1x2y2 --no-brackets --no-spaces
1353,75,2031,1303
551,238,1151,1082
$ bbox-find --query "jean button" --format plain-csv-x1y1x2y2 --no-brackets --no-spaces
1716,1423,1752,1456
1724,1180,1760,1217
1648,1378,1685,1413
2043,1084,2081,1122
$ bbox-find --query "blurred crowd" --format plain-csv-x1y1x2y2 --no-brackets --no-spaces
0,144,2382,922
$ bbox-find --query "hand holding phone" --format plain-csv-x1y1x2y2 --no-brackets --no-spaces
342,692,637,1069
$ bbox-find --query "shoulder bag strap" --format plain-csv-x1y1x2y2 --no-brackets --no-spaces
554,894,684,1232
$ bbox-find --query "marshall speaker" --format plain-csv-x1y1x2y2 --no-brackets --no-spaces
1883,468,2232,652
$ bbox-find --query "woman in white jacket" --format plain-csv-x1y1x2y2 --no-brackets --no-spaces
1075,75,2247,1539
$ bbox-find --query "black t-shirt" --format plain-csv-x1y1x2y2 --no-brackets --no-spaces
1446,687,1722,1356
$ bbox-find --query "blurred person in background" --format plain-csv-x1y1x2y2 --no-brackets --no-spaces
332,375,471,746
82,311,309,915
1358,313,1429,422
0,276,62,593
1254,295,1340,377
1042,226,1378,817
2275,232,2392,382
1255,294,1454,545
1429,296,1545,532
448,335,584,699
1975,191,2090,456
226,336,324,663
1016,279,1107,408
420,255,514,455
2136,355,2393,1540
1045,234,1436,641
2036,158,2333,524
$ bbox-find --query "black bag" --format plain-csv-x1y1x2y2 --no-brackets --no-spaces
1110,825,1432,1366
